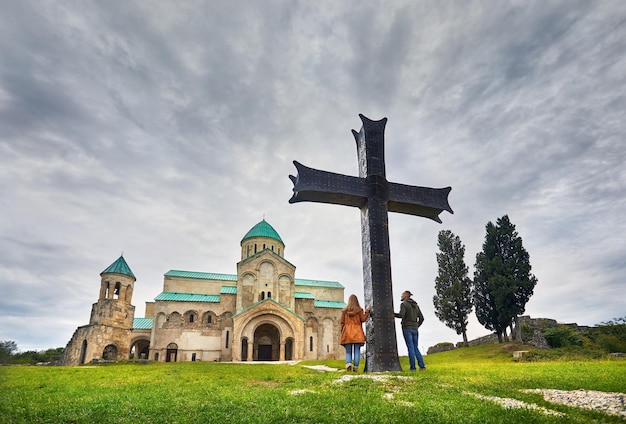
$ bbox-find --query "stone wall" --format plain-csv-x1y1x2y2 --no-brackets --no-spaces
427,316,589,353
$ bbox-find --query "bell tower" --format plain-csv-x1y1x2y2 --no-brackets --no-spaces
62,255,137,365
90,255,136,328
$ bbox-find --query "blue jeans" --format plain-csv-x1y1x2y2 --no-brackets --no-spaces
344,343,361,367
402,327,425,370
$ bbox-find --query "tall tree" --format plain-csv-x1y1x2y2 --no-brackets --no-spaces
0,340,18,364
473,215,538,342
433,230,473,345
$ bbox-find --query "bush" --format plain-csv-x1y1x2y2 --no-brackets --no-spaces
542,326,582,348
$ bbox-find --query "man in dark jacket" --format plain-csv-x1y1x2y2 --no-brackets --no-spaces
394,290,426,370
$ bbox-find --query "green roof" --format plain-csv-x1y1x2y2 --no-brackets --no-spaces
132,318,153,330
165,270,237,281
314,300,346,309
241,220,284,244
155,292,220,303
101,256,136,279
295,292,315,299
220,286,237,294
295,278,344,289
164,270,343,290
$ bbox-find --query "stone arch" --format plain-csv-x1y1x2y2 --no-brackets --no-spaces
156,312,167,329
321,317,335,359
258,261,275,300
167,312,182,328
220,311,233,329
166,342,178,362
254,323,280,361
235,309,300,362
202,310,217,326
130,338,150,360
305,317,319,359
241,272,256,308
278,274,293,307
284,337,294,361
102,344,118,360
183,309,198,326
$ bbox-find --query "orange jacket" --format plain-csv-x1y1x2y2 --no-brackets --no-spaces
339,308,370,346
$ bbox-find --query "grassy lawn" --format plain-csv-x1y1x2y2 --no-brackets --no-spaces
1,344,624,423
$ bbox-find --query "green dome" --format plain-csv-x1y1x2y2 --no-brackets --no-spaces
101,255,136,279
241,220,284,244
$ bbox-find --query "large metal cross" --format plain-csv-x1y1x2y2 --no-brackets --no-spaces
289,114,453,372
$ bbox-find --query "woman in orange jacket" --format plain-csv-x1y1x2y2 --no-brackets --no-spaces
339,294,371,372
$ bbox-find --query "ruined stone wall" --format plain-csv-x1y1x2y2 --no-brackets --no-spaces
62,324,132,365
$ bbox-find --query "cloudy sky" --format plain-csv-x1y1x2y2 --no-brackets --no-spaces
1,1,624,355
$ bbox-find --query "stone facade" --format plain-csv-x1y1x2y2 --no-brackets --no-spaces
62,220,346,365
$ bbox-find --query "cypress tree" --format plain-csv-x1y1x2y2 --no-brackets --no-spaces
473,215,537,342
433,230,473,345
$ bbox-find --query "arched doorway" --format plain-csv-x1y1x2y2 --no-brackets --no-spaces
285,337,294,361
166,342,178,362
254,323,280,361
102,344,118,360
130,339,150,359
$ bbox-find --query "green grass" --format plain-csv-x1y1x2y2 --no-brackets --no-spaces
1,344,624,423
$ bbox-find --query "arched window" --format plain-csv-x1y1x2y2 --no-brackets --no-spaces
261,291,265,300
207,315,212,324
189,314,194,323
241,338,248,361
254,244,257,253
267,291,272,298
310,336,313,352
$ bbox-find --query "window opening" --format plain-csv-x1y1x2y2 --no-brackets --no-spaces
310,337,313,352
191,353,196,361
225,331,230,349
267,291,271,298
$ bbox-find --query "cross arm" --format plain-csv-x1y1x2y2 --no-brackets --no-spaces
388,182,453,223
289,161,367,208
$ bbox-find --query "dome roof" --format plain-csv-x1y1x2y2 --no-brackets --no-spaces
241,219,284,244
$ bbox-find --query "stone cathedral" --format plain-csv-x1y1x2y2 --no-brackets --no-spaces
62,220,346,365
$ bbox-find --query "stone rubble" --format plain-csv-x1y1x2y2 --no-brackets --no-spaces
464,392,565,416
522,389,626,418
